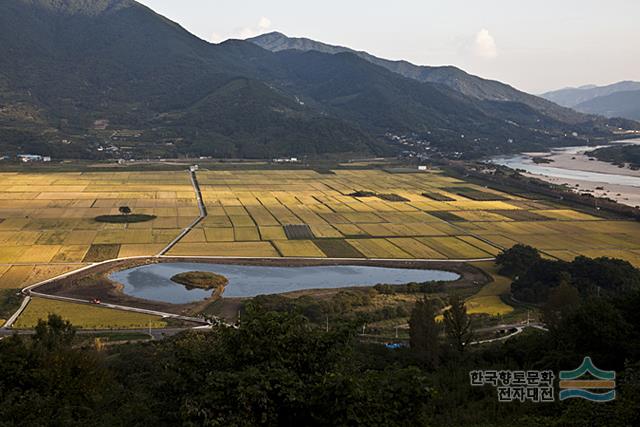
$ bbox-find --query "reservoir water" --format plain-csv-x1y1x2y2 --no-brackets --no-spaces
109,263,460,304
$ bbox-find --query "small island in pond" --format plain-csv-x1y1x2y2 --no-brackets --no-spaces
170,271,229,290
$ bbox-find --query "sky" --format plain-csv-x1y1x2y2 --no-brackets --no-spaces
137,0,640,94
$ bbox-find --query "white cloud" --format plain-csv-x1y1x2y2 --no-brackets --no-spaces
211,17,273,43
230,16,271,39
473,29,498,59
258,17,272,31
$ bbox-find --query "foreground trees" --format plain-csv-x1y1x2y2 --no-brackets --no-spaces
2,278,640,425
409,296,441,368
443,295,474,354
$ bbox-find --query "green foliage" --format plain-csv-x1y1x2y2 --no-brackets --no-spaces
0,288,22,320
495,244,542,278
2,286,640,425
409,296,441,368
541,277,581,335
33,314,77,350
512,255,640,304
443,295,474,353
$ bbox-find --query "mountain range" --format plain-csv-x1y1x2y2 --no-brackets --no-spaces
541,81,640,120
0,0,636,160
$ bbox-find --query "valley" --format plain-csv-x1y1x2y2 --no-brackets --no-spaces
1,165,639,331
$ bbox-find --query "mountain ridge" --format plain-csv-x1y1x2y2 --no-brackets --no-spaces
575,89,640,121
248,32,592,125
16,0,135,15
0,0,636,160
541,81,640,108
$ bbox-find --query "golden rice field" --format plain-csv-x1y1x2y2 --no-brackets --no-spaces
1,168,640,294
466,261,514,317
164,169,640,267
2,168,640,326
14,297,167,329
0,170,640,288
0,171,198,288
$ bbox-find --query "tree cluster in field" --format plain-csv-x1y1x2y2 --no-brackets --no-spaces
496,244,640,304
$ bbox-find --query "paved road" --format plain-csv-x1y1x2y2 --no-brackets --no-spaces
157,169,207,256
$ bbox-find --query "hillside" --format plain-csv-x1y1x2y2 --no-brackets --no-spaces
248,32,595,125
0,0,380,158
0,0,635,160
541,81,640,108
575,90,640,121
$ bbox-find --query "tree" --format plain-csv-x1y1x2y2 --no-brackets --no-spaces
495,244,541,278
409,296,440,368
33,314,76,350
119,206,132,216
541,274,580,335
443,295,473,353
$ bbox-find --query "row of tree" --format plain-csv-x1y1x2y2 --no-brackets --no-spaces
496,244,640,303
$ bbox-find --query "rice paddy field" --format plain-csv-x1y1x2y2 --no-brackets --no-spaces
2,168,640,327
166,169,640,267
0,171,198,289
14,298,167,329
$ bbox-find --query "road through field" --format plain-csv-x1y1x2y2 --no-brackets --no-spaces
157,169,208,256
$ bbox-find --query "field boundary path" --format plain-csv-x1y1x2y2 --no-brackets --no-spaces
157,168,208,256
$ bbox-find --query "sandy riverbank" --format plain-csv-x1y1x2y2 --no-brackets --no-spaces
513,139,640,208
522,172,640,208
526,140,640,178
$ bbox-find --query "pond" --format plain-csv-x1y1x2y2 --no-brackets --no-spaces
109,263,460,304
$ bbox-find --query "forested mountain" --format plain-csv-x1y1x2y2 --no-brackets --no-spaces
249,32,602,125
0,0,635,160
575,90,640,121
541,81,640,108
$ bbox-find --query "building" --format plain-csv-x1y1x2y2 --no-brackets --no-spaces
17,154,51,163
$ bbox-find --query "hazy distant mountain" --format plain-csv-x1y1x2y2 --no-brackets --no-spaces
575,90,640,121
0,1,635,160
541,81,640,108
248,32,591,125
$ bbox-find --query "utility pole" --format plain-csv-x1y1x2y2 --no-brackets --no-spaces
395,325,399,339
325,315,329,333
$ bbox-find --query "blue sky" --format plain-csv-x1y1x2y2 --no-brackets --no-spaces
138,0,640,94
